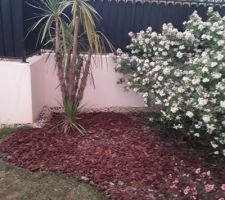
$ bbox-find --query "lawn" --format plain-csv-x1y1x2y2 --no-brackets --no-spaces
0,127,107,200
0,127,30,140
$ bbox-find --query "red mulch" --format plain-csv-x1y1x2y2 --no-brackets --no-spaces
0,112,224,200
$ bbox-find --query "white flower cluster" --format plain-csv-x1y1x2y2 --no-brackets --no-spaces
115,8,225,156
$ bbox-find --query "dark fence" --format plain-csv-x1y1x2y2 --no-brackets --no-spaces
1,0,225,59
0,0,24,59
90,0,225,51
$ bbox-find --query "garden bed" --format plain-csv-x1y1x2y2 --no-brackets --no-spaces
0,112,224,199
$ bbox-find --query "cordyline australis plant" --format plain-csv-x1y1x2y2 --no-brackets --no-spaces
29,0,111,133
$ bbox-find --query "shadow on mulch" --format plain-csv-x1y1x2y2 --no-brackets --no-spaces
0,112,224,200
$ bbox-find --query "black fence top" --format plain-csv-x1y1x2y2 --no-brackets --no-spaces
94,0,225,5
1,0,225,60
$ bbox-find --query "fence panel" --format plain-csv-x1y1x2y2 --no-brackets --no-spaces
89,0,225,51
1,0,225,58
0,2,4,56
0,0,24,58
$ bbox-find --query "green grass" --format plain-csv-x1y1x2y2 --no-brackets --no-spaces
0,126,30,140
0,127,107,200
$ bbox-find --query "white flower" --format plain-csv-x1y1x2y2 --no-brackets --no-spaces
178,87,184,93
194,133,200,137
162,51,168,56
171,106,179,113
149,117,154,122
208,7,213,12
212,72,222,79
176,52,183,59
179,45,185,50
144,63,149,68
176,32,183,39
202,59,208,64
202,78,210,83
217,40,225,46
173,124,183,129
153,65,161,72
176,115,181,120
198,24,204,30
203,115,211,123
192,78,200,85
143,93,148,98
223,150,225,156
211,141,218,148
220,101,225,108
207,124,215,131
182,77,189,82
202,34,207,39
128,32,134,37
216,53,224,61
163,61,168,65
145,38,150,44
202,67,208,73
210,27,216,32
163,67,171,75
139,40,143,45
151,32,157,38
158,76,163,81
198,98,208,106
147,27,152,32
195,124,201,129
150,41,155,46
165,44,170,50
174,70,182,77
133,88,138,92
206,35,212,40
186,111,194,118
211,62,217,68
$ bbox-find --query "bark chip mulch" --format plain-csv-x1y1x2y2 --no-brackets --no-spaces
0,112,223,200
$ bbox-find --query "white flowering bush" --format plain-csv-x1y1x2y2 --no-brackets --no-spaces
115,8,225,156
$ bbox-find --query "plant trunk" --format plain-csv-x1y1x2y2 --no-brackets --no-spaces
77,49,92,105
65,49,72,84
55,19,67,100
68,7,80,104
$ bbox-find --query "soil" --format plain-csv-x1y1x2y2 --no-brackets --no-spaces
0,112,224,200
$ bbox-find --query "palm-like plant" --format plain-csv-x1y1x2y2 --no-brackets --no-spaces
28,0,111,133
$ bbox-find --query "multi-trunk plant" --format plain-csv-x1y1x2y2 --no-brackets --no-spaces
29,0,111,133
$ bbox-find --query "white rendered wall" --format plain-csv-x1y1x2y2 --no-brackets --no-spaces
28,54,144,110
82,55,144,108
0,54,144,124
29,55,46,121
0,61,33,124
